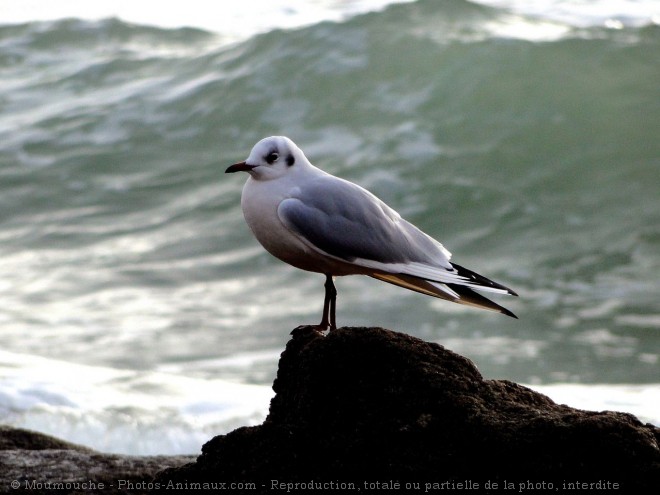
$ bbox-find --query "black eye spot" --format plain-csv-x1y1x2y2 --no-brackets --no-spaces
265,152,278,164
286,154,295,167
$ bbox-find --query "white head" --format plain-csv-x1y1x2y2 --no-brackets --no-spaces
226,136,310,181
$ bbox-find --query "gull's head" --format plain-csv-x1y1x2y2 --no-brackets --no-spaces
225,136,308,181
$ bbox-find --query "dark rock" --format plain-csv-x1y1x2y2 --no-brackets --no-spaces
0,426,195,494
0,425,93,452
156,326,660,493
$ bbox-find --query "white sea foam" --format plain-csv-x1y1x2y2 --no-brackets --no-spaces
529,383,660,426
2,0,656,42
0,0,414,40
477,0,659,28
0,350,273,455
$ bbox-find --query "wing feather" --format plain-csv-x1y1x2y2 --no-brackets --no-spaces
278,174,517,317
278,175,451,266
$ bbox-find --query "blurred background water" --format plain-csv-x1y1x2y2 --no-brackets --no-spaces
1,0,658,454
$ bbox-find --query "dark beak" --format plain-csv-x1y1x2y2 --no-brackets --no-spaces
225,161,257,173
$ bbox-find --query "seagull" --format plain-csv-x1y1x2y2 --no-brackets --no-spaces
226,136,518,330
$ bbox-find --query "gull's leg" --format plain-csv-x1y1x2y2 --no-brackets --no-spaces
327,275,337,331
319,274,337,331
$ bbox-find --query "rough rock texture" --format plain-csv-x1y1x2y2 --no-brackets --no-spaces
0,426,194,494
157,326,659,492
0,426,94,452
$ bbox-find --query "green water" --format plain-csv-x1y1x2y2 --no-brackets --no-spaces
1,1,658,386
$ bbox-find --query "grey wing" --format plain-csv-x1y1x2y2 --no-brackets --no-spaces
278,175,518,316
277,176,451,267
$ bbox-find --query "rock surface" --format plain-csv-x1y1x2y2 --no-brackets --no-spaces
3,327,658,493
0,426,194,494
157,326,659,492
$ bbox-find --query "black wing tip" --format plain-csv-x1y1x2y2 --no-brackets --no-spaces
447,283,519,319
451,262,518,297
501,307,519,319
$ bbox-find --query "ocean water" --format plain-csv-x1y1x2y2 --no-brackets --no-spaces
1,0,658,455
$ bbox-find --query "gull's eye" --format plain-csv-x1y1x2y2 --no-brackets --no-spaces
265,152,279,164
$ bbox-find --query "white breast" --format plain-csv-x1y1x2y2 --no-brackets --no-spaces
240,176,322,274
